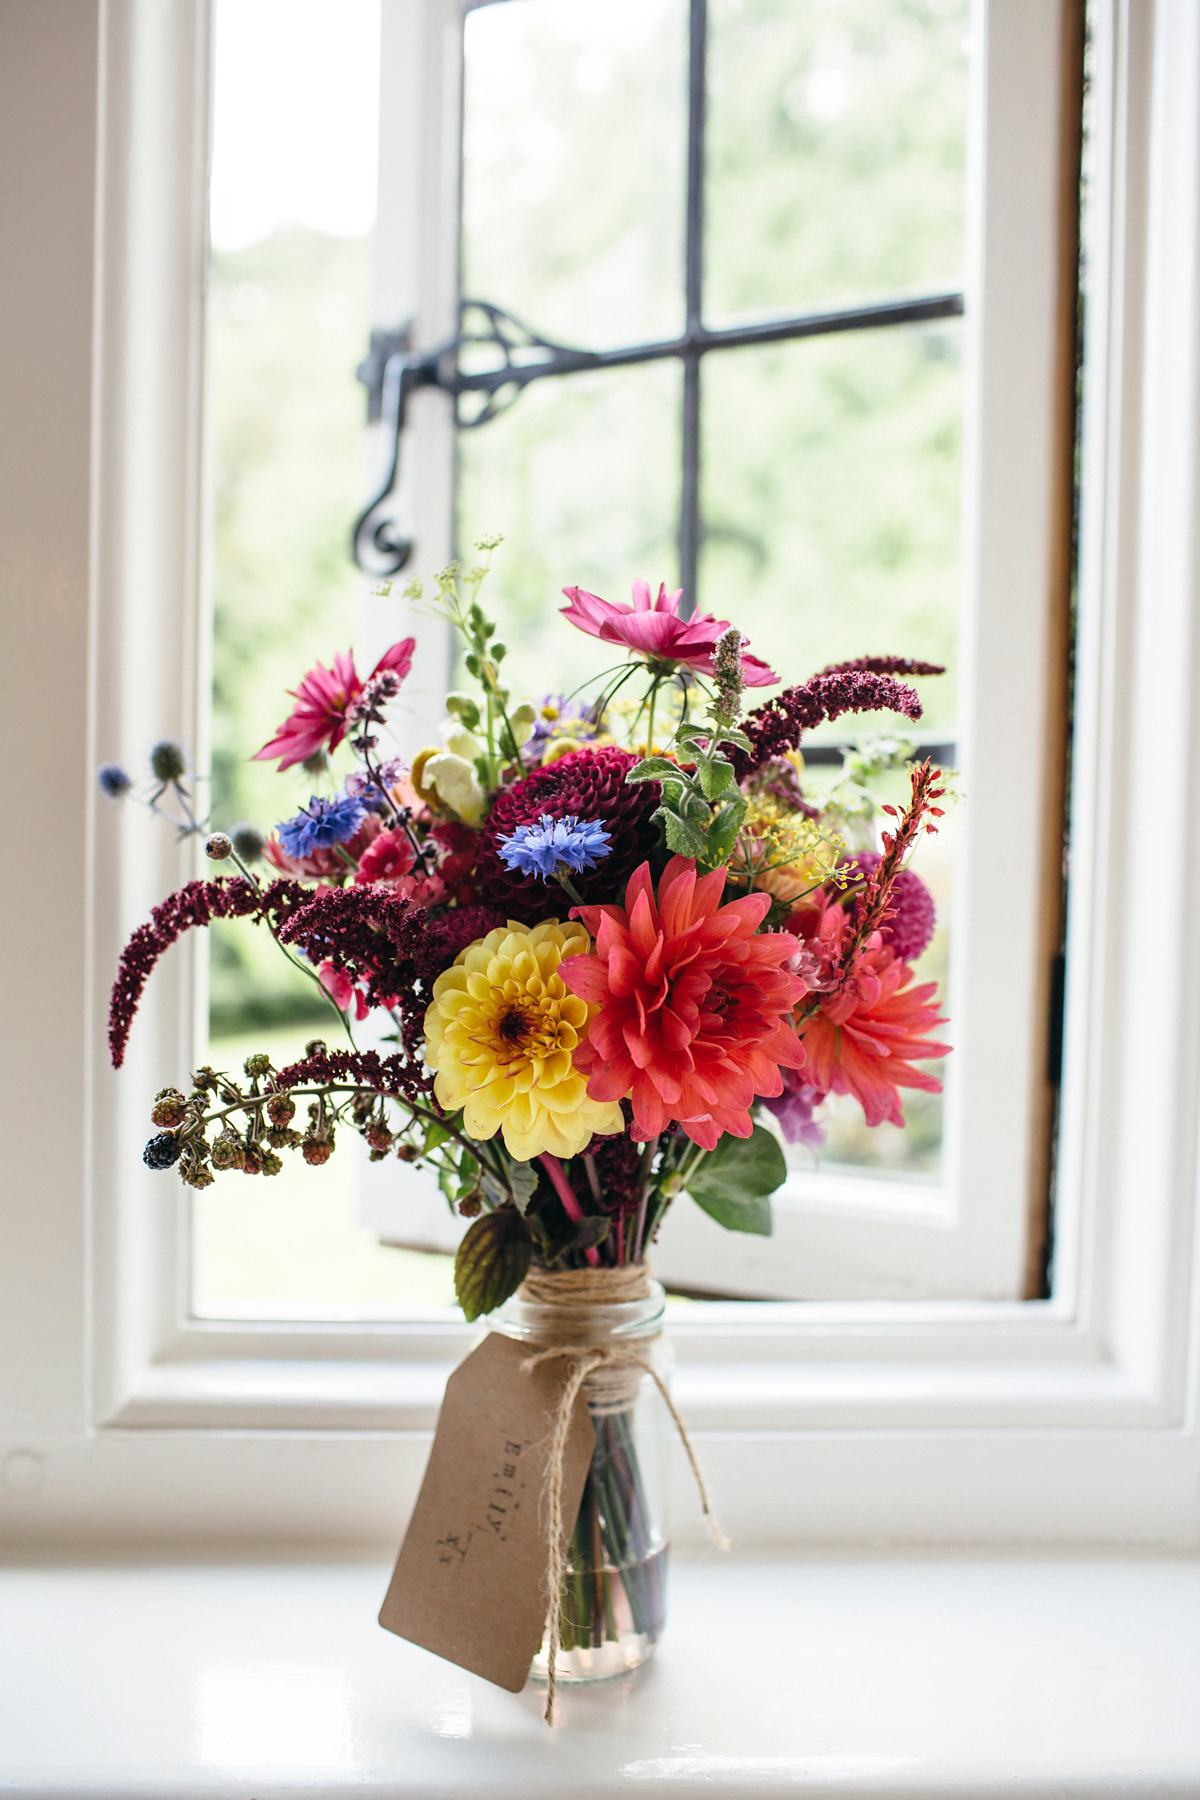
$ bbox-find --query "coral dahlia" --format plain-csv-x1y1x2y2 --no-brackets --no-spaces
471,746,663,921
424,919,624,1161
792,902,950,1128
562,857,809,1150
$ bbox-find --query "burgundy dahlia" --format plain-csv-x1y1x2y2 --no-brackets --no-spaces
843,853,936,964
470,746,663,920
413,906,506,984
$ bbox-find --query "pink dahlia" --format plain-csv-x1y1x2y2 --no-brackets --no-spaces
562,857,808,1149
254,638,416,771
560,579,778,686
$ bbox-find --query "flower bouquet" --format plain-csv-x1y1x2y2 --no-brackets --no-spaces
107,544,949,1707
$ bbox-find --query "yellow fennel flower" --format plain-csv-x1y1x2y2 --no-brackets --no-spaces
424,918,624,1161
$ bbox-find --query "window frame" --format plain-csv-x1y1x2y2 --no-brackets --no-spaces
4,0,1200,1550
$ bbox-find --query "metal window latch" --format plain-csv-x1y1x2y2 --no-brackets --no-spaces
351,302,596,576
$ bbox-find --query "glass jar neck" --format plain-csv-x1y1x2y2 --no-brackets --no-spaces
490,1275,665,1349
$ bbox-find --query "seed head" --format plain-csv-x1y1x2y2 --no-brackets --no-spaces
98,763,133,800
230,823,265,863
149,740,187,783
205,833,233,861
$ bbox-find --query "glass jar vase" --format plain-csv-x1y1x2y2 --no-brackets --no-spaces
490,1271,671,1684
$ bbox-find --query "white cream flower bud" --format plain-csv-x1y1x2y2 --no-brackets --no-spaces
422,751,486,825
439,717,482,761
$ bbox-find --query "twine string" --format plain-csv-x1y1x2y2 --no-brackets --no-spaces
513,1264,729,1726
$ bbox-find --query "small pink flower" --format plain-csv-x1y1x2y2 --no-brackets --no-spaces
262,812,383,882
353,827,416,888
560,580,777,686
317,960,369,1021
254,638,416,771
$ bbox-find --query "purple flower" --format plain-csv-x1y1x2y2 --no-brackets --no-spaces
498,813,612,881
762,1075,827,1159
277,793,367,859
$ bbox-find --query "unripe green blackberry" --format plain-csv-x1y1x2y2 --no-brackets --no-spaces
243,1052,272,1079
211,1136,246,1172
267,1093,295,1128
151,1087,187,1128
260,1151,283,1177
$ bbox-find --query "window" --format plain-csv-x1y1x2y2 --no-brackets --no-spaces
9,0,1198,1550
353,0,1078,1301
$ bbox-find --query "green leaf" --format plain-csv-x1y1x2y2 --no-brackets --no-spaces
482,1157,539,1215
422,1119,451,1154
684,1125,786,1236
626,757,682,783
704,794,749,862
659,808,711,859
698,757,737,801
453,1209,532,1321
544,1214,611,1267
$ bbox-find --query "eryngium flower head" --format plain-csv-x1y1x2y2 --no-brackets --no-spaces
424,918,624,1161
471,746,662,922
98,763,133,799
498,814,612,882
149,740,187,783
276,793,366,859
231,823,265,863
144,1132,182,1170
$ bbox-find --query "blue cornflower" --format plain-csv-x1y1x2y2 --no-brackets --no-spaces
498,813,612,882
277,792,366,859
97,763,133,800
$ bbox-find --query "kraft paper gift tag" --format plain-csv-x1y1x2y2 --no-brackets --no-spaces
378,1330,596,1691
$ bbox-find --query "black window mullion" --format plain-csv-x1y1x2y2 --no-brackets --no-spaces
679,0,708,618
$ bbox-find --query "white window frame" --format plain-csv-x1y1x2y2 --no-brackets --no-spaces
4,0,1200,1551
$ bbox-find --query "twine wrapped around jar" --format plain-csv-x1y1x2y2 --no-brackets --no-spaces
515,1262,729,1724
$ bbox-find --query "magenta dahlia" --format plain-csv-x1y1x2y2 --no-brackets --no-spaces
843,854,936,964
470,746,663,921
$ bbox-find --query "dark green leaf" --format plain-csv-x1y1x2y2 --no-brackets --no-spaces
453,1209,532,1321
544,1214,611,1267
685,1125,787,1236
698,757,736,800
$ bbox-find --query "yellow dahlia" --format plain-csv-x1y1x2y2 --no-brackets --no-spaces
424,918,624,1161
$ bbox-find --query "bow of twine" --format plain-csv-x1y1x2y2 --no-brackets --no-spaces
520,1326,729,1726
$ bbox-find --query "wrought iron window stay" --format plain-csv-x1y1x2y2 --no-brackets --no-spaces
351,287,964,579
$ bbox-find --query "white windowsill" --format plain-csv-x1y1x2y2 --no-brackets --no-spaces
2,1553,1198,1796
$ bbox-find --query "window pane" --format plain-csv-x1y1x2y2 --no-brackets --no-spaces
457,360,682,707
707,0,970,321
461,0,687,349
700,322,961,733
196,0,461,1321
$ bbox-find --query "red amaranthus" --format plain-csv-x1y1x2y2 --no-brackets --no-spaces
562,856,808,1149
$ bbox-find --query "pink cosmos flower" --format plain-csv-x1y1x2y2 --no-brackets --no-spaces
560,580,778,686
254,638,416,771
316,960,370,1022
